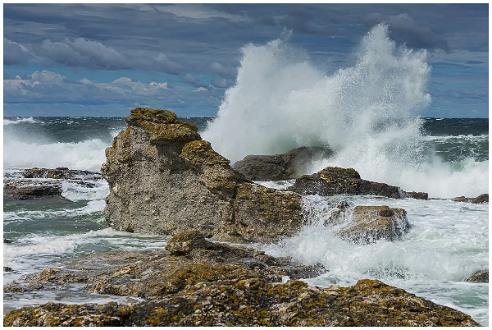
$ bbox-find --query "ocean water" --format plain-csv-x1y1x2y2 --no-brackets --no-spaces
3,25,489,324
3,115,489,324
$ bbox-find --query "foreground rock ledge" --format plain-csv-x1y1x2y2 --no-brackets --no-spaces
101,108,304,243
4,278,478,326
4,231,478,326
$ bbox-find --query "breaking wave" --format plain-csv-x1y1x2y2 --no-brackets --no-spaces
203,24,488,198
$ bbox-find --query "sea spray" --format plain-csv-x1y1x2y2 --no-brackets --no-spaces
203,25,488,197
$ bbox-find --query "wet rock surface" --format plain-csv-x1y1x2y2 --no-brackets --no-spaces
3,232,478,327
453,194,488,204
4,168,103,201
102,108,304,243
465,270,489,283
232,146,333,181
289,167,403,198
336,205,409,244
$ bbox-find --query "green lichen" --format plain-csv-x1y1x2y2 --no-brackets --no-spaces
128,107,177,124
180,140,229,166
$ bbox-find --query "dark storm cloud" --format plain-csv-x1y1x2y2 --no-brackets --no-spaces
3,3,488,117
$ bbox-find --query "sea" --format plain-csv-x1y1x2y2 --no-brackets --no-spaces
3,115,489,324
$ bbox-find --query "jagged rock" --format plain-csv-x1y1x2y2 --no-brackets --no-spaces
404,191,428,200
465,270,488,283
4,231,325,297
22,167,102,180
3,181,62,200
289,167,402,198
232,146,333,181
101,108,304,243
4,278,478,326
453,194,488,204
336,205,409,244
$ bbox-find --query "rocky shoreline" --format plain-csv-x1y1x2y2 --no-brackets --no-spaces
3,108,488,326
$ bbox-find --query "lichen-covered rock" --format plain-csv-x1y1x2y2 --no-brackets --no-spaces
101,108,304,243
453,194,488,204
4,278,478,327
232,146,333,181
5,231,325,298
289,167,402,198
336,205,409,244
465,269,489,283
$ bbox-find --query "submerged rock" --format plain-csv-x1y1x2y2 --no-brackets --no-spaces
289,167,402,198
232,146,333,181
465,270,489,283
453,194,488,204
336,205,409,244
102,108,304,243
4,278,478,326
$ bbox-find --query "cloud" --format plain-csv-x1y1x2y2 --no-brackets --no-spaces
5,70,171,104
365,13,449,51
39,38,128,69
4,38,32,64
150,4,248,22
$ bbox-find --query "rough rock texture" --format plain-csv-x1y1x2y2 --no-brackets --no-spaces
5,231,325,298
4,232,479,327
336,206,409,244
232,146,333,181
289,167,402,198
453,194,488,204
4,279,478,327
4,168,102,201
4,181,62,200
101,108,304,243
465,270,489,283
22,167,100,180
404,191,429,200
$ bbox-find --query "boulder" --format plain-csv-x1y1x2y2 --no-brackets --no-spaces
101,108,305,243
453,194,488,204
336,205,409,244
465,270,488,283
3,181,62,200
289,167,402,198
232,146,333,181
404,191,428,200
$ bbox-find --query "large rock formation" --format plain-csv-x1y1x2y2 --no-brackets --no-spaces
232,146,333,181
4,232,478,327
101,108,304,243
289,167,402,198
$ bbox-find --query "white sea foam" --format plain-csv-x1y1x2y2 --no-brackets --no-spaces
4,137,109,171
202,24,488,198
61,180,109,202
4,117,40,125
260,194,489,324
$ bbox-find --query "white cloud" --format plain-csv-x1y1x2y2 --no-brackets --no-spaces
4,39,32,65
152,4,247,22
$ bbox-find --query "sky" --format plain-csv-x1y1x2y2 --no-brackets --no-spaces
3,3,489,118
